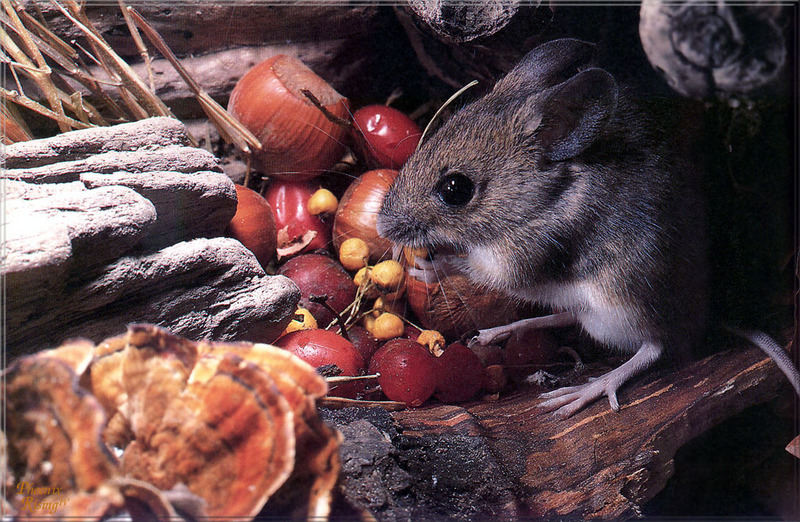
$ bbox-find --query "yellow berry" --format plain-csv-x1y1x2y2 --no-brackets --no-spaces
307,188,338,215
417,330,446,356
370,259,405,292
354,266,380,299
368,312,405,341
354,266,371,286
362,313,376,332
339,237,370,271
373,296,405,317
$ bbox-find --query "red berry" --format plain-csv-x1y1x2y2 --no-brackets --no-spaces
433,343,485,404
274,328,364,397
352,105,421,169
278,254,356,327
368,339,436,407
264,179,331,256
345,325,381,363
503,329,557,382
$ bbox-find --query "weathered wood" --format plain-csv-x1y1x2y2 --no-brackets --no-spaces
8,237,300,354
82,44,369,115
1,117,190,169
26,4,380,58
7,5,393,122
4,181,157,274
390,345,793,519
2,119,237,252
4,118,296,357
3,144,222,185
80,170,235,249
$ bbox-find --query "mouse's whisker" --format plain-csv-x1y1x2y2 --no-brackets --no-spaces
437,264,485,334
391,243,403,262
428,256,467,335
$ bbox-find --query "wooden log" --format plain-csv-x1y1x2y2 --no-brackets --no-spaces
82,44,369,116
4,182,157,275
26,4,380,58
3,144,222,185
7,237,299,355
3,118,294,358
80,170,235,249
390,344,794,519
4,182,158,351
2,119,237,251
7,5,393,122
0,117,190,169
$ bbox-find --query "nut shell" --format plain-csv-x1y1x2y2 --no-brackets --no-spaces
228,55,350,179
333,169,399,263
226,184,277,268
405,270,522,340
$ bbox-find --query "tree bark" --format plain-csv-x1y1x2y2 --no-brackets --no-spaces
387,344,794,519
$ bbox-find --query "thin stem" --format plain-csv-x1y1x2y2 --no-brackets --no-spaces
51,0,172,119
309,294,351,342
301,88,351,128
1,87,92,129
127,6,259,153
118,0,155,92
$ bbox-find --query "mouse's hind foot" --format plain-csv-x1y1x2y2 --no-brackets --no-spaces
536,340,664,418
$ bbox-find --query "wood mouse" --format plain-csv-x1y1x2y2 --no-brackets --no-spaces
376,38,799,418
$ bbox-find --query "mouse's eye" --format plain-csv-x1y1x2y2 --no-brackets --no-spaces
436,172,474,207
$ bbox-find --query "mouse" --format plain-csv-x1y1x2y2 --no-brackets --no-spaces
375,38,799,418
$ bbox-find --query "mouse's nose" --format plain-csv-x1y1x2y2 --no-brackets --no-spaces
376,202,430,249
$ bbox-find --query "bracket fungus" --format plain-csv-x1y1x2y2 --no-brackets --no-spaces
3,325,342,521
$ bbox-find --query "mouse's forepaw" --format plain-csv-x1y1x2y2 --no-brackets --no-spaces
406,264,438,284
406,254,459,285
467,326,512,347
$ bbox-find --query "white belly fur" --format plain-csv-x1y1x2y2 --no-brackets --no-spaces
511,282,643,353
465,246,645,352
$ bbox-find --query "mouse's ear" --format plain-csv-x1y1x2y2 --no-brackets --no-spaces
495,38,597,95
522,68,619,162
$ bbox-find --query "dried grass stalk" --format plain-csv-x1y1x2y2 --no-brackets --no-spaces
126,5,261,156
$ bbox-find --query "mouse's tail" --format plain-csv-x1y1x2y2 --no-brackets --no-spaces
725,326,800,397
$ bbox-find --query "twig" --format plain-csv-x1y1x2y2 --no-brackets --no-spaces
16,7,76,59
326,373,380,384
126,6,261,154
244,154,253,189
1,102,32,142
118,0,155,92
1,87,92,129
301,88,351,127
2,9,117,88
1,1,70,132
70,48,129,120
384,87,403,107
51,0,172,119
0,16,109,127
418,80,478,149
318,396,407,411
309,294,351,342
